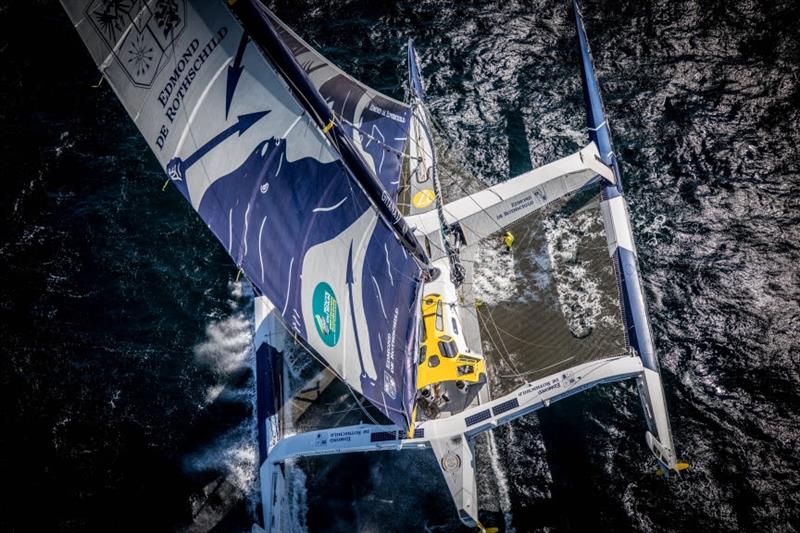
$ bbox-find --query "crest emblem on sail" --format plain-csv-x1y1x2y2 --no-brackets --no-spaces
60,0,421,429
84,0,188,87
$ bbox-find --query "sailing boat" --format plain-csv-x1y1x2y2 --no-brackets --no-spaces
60,0,685,529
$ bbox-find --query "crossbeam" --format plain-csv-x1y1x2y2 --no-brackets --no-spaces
259,353,643,529
406,142,615,246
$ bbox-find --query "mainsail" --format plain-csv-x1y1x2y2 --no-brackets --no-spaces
60,0,421,429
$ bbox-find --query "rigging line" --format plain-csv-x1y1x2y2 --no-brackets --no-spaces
406,109,440,168
406,109,462,206
423,111,476,167
482,314,565,350
412,102,464,283
425,107,492,187
408,109,435,158
475,306,524,383
438,196,497,244
346,385,383,426
413,107,507,242
338,115,420,160
559,356,628,395
415,107,507,210
476,304,525,380
439,167,505,235
494,356,576,379
271,308,328,370
484,304,514,362
320,405,378,418
404,158,422,186
470,300,514,370
263,297,340,385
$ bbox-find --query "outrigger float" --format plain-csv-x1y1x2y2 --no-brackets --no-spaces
61,0,685,530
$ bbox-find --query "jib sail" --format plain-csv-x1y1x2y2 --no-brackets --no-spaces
262,6,412,200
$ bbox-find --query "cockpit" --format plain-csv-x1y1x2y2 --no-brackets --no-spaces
415,293,486,390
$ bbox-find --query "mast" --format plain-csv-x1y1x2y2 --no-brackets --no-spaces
230,0,435,277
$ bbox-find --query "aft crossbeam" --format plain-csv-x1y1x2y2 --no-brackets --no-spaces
259,353,643,530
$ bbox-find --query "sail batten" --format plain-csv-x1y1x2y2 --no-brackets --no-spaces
61,0,422,429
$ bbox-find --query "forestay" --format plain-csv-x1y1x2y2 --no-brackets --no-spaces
60,0,421,429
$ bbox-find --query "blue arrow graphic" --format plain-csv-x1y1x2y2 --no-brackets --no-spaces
225,34,249,120
166,110,270,181
346,242,368,379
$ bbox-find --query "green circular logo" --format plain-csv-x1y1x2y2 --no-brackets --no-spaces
312,282,340,347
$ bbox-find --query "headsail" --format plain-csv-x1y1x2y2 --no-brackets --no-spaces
60,0,421,429
262,7,412,200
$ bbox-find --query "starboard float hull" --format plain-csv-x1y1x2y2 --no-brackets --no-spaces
572,0,678,471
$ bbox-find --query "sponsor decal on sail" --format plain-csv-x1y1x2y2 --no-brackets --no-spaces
312,282,340,348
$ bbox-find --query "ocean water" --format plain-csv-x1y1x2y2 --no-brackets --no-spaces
2,0,799,532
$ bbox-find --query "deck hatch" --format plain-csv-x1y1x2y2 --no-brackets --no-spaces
492,398,520,416
370,431,400,442
465,409,491,426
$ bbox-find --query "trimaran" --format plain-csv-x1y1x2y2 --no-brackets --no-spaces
61,0,686,530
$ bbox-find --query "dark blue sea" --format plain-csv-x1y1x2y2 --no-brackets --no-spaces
2,0,799,531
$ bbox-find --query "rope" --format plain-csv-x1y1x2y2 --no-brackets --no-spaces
346,385,383,426
493,355,576,380
475,305,525,383
338,115,421,161
482,313,565,350
477,304,525,381
410,102,465,286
